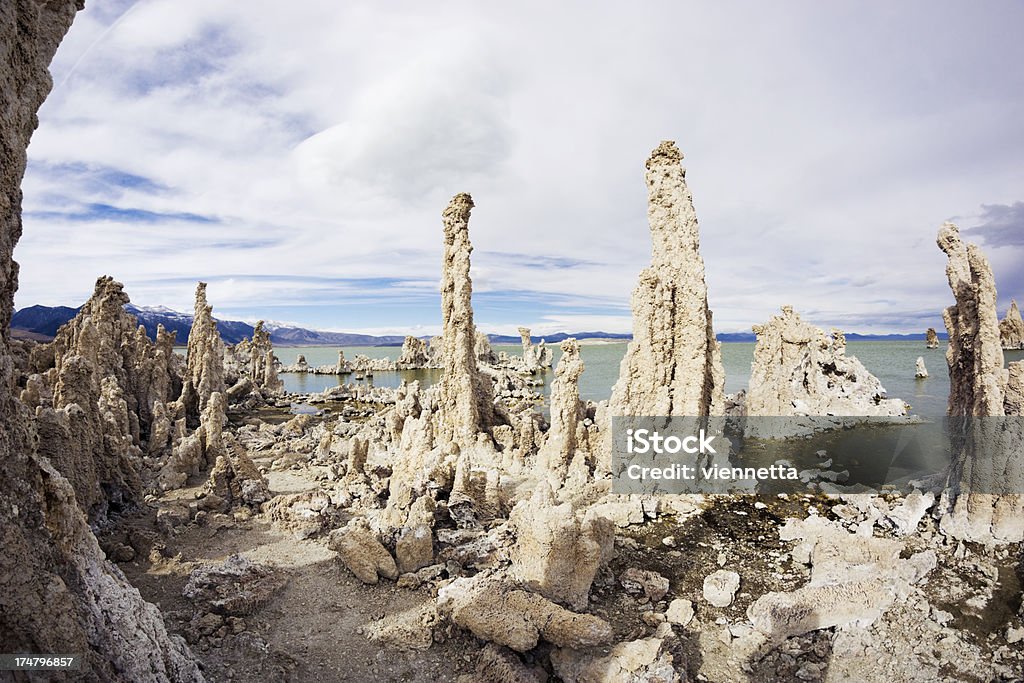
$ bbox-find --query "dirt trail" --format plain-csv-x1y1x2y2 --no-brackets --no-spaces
112,450,478,682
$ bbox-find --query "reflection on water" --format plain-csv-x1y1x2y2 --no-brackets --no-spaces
276,343,1024,418
284,367,443,395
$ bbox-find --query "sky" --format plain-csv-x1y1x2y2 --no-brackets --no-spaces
14,1,1024,336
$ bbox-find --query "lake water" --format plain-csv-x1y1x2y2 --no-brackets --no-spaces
278,342,1024,417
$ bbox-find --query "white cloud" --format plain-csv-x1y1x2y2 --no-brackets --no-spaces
15,0,1024,335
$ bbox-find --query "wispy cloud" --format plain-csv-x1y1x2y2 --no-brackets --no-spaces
27,203,217,224
963,202,1024,248
15,0,1024,335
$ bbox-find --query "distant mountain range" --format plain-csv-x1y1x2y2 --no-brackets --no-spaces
10,303,950,347
11,304,407,346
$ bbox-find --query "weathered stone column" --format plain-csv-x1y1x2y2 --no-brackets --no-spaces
607,141,725,418
435,193,497,448
181,281,226,424
937,222,1024,543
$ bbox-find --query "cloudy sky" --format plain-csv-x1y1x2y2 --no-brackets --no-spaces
16,1,1024,336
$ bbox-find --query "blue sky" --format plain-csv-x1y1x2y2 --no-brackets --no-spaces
14,1,1024,335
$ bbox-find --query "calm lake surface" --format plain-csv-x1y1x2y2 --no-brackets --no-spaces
278,341,1024,417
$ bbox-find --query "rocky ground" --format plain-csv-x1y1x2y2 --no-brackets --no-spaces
90,392,1023,683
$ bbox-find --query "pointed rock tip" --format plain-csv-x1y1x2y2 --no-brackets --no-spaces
647,140,683,166
442,193,475,242
90,275,129,305
937,221,962,254
445,192,474,214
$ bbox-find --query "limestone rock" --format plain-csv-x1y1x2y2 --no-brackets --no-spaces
364,603,439,651
537,338,590,482
665,598,694,626
744,307,907,436
0,4,202,676
702,569,740,607
748,581,894,644
999,300,1024,350
397,335,432,368
936,223,1024,544
1006,361,1024,416
205,436,271,510
915,356,929,378
518,327,552,373
925,327,940,349
437,574,614,652
182,554,286,616
158,390,230,491
435,193,500,447
607,141,725,419
620,567,670,603
747,516,932,644
39,276,181,519
329,519,399,584
224,321,282,395
550,637,680,683
396,495,436,574
475,330,498,365
880,490,934,536
474,644,546,683
508,482,614,610
180,282,226,426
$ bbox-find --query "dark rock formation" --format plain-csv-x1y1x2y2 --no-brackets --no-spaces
0,2,202,678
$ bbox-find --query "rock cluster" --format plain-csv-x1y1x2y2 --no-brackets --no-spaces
518,327,552,373
397,335,433,368
999,299,1024,350
182,555,287,616
536,338,591,481
156,284,230,491
437,574,614,653
224,320,282,395
925,327,940,349
508,482,613,610
281,349,360,375
29,276,180,520
747,515,935,646
607,141,725,418
743,306,907,436
328,519,399,584
935,222,1024,543
0,2,202,678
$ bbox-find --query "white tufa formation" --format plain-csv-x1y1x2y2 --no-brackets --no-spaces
181,282,226,425
999,300,1024,350
435,193,499,448
743,306,907,436
607,141,725,418
519,327,552,372
537,338,590,481
936,222,1024,543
